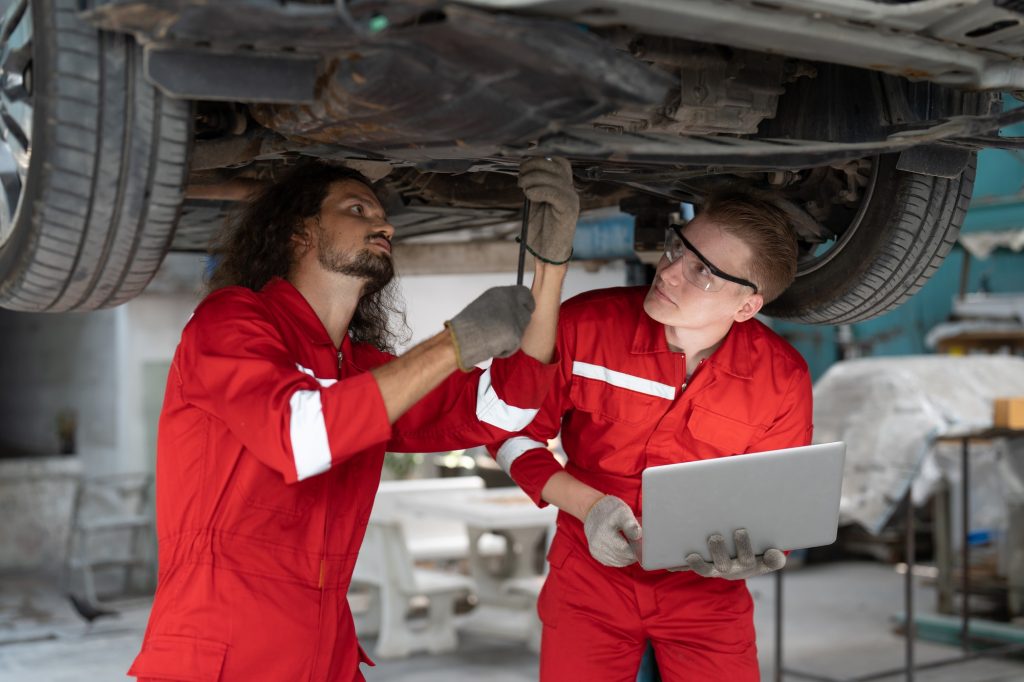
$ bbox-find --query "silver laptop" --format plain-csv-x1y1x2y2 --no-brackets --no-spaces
639,442,846,571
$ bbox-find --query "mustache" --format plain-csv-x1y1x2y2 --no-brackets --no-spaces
365,231,392,245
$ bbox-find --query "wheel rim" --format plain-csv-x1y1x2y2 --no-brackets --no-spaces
795,157,879,277
0,0,32,250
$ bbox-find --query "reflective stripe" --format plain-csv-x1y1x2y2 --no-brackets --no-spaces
296,363,337,388
572,361,675,399
476,367,539,432
289,389,333,481
497,436,548,474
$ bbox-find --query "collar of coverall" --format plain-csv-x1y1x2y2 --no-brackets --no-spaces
630,299,755,380
262,277,343,348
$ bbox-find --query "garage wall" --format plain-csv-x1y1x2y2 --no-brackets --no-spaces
0,254,207,475
116,253,210,474
117,294,204,474
0,307,121,464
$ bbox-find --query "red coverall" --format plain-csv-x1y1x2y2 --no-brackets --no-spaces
128,278,557,682
492,286,813,681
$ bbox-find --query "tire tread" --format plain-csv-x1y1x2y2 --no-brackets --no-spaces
768,155,976,325
0,0,191,312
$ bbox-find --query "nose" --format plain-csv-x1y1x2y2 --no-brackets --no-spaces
375,219,395,239
658,254,683,287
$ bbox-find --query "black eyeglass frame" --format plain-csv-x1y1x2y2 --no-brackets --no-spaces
668,225,759,294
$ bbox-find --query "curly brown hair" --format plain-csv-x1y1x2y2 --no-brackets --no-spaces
207,161,407,353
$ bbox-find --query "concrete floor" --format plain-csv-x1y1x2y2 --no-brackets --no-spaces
1,562,1023,681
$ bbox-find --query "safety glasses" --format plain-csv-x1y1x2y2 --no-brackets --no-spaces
664,226,758,294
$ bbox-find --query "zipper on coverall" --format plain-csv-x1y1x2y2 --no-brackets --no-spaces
319,349,343,587
309,349,342,680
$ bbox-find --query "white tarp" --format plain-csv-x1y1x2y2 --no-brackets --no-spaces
812,355,1024,534
959,229,1024,260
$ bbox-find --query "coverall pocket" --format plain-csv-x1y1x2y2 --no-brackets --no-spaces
570,377,665,425
686,405,758,456
537,537,574,628
128,634,228,681
235,454,318,516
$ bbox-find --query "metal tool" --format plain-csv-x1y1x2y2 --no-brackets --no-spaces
517,197,531,286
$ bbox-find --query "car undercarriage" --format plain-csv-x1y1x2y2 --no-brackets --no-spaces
1,0,1022,321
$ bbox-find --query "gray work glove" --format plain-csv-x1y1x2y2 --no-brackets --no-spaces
518,157,579,264
683,528,786,580
445,285,535,371
583,495,642,567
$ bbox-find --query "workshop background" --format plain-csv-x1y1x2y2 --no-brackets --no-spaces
2,124,1024,682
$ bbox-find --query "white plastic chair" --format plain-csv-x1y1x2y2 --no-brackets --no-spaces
355,518,475,658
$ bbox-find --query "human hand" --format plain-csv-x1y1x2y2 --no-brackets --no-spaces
683,528,785,580
518,157,579,264
445,285,535,371
583,495,642,567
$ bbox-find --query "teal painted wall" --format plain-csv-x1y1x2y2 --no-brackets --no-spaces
773,126,1024,381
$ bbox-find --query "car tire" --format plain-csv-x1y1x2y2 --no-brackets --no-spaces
764,154,975,325
0,0,191,312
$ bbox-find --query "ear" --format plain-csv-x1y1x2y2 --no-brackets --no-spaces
733,292,764,322
291,222,314,256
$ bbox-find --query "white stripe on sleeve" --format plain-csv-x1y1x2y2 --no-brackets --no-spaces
496,436,548,474
476,366,539,432
572,361,675,399
296,363,337,388
289,389,333,481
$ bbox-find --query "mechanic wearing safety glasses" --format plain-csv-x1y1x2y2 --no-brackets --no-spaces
491,190,812,681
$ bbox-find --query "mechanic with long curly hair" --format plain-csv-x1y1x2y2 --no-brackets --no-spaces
128,158,578,681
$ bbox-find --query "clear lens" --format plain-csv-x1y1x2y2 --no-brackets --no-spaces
664,228,684,263
664,228,724,292
684,258,717,291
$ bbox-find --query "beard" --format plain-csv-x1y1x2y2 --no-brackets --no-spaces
316,228,395,295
